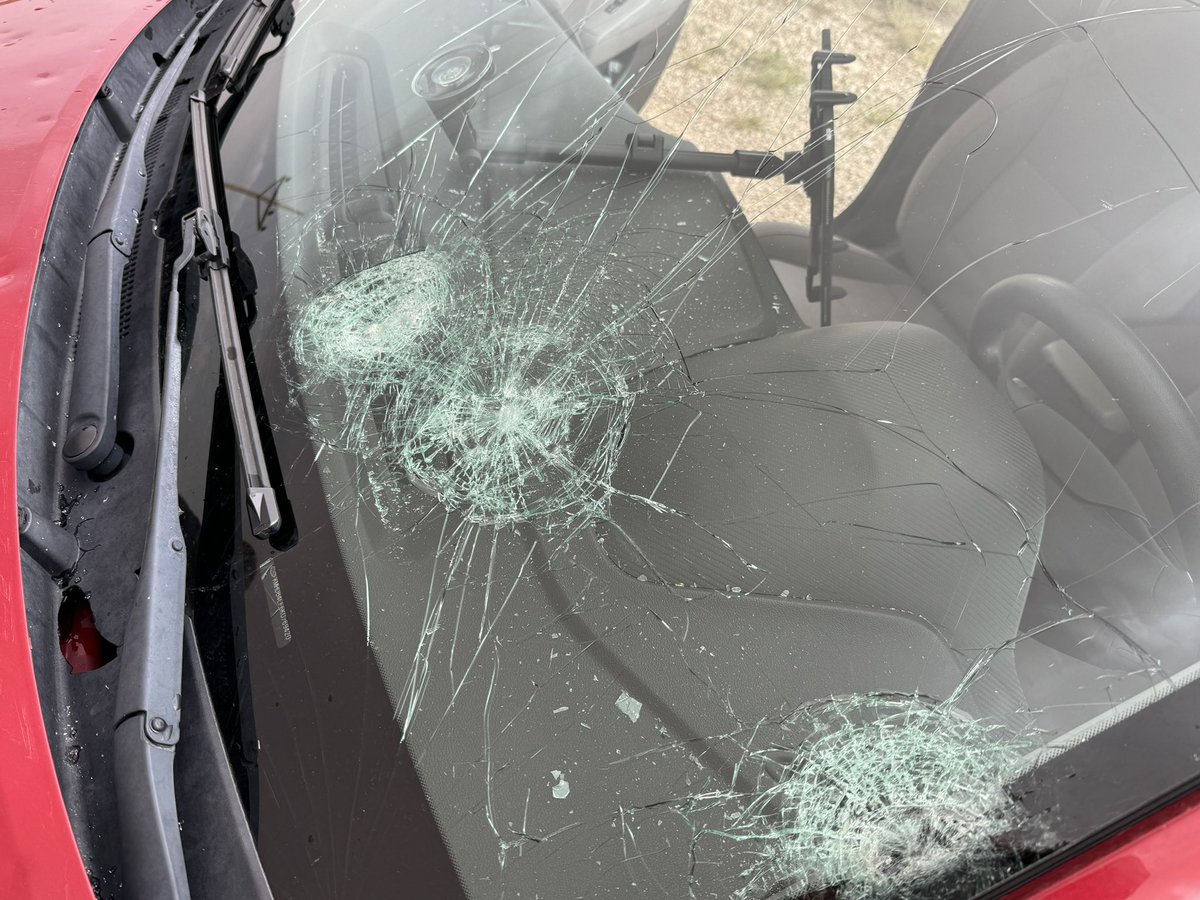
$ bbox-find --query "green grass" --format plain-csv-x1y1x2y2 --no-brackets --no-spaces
883,0,969,72
692,43,733,76
729,113,766,131
862,99,901,129
745,49,805,93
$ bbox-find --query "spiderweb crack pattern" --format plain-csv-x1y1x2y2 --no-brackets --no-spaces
720,694,1033,900
290,220,690,528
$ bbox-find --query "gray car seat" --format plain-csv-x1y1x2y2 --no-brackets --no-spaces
757,3,1200,335
756,4,1200,688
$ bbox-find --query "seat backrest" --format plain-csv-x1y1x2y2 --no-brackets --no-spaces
896,4,1200,334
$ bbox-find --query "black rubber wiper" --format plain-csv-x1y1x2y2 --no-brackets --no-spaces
193,0,295,538
111,7,291,897
188,90,282,537
215,0,294,96
63,19,206,473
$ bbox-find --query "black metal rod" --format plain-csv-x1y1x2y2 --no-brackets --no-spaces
481,132,789,179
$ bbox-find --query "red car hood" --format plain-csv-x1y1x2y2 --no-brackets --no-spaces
0,1,166,895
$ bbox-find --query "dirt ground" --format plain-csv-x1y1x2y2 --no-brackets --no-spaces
641,0,968,224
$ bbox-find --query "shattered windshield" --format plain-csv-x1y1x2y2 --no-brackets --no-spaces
193,0,1200,896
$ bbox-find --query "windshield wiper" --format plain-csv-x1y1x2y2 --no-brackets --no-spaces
188,90,282,537
111,7,291,896
63,20,205,474
114,180,271,895
112,202,195,900
62,0,293,476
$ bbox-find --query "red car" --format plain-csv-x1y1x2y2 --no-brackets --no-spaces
2,0,1199,897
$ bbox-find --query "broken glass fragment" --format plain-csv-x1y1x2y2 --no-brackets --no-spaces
550,770,571,800
615,690,643,723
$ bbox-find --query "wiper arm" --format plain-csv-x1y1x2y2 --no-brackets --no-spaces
63,20,206,473
189,90,282,537
112,210,194,900
111,9,292,895
111,92,285,900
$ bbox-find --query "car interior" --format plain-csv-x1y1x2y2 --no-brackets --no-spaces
210,0,1200,894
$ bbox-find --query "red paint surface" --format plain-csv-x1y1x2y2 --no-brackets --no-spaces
1013,792,1200,900
0,0,166,896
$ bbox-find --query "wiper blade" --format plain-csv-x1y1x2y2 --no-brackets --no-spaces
63,21,205,473
215,0,294,95
188,90,282,537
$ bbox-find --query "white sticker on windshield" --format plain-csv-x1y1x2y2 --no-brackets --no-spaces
260,557,293,648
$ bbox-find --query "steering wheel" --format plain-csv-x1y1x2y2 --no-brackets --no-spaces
968,273,1200,577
